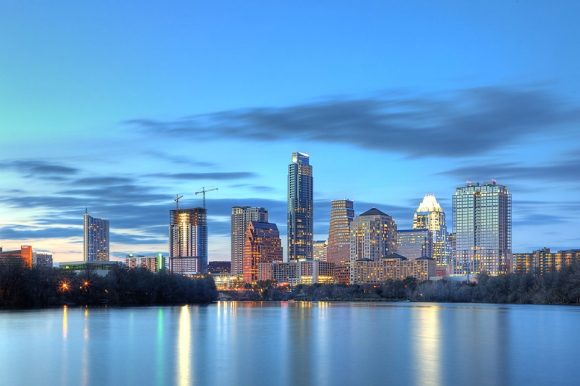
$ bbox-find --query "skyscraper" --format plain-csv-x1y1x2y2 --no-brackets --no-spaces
327,199,354,265
413,194,449,265
452,181,512,276
326,199,354,283
169,207,207,274
231,206,268,276
84,211,109,262
242,221,283,282
350,208,397,262
287,152,313,261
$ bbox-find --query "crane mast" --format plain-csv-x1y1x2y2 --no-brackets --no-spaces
195,187,218,209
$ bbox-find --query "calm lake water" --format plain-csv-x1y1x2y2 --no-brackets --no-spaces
1,302,579,386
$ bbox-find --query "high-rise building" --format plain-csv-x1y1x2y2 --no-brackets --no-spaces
169,207,208,274
84,211,109,262
397,229,433,259
350,208,397,264
452,181,512,276
287,152,313,261
242,221,283,282
413,194,449,265
231,206,268,276
327,199,354,265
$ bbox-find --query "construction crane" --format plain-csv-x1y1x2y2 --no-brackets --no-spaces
174,194,184,212
195,187,218,209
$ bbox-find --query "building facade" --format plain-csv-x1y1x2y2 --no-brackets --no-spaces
513,248,580,275
231,206,268,276
350,208,397,263
242,221,283,282
397,229,433,260
413,194,449,265
326,199,354,283
313,240,328,261
452,181,512,276
169,207,208,274
33,252,53,268
0,245,33,268
259,260,335,286
351,254,436,284
287,152,313,261
125,254,163,273
83,211,109,262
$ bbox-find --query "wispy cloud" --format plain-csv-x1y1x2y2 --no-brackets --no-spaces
125,85,580,158
0,160,79,178
148,172,257,181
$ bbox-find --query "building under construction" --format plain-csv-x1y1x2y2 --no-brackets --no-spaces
169,208,208,275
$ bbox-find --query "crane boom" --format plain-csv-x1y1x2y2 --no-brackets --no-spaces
195,187,218,209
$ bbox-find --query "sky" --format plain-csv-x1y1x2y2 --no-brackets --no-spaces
1,1,579,262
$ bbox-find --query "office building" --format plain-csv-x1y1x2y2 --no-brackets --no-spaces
0,245,33,268
208,261,232,274
397,229,433,259
351,254,436,284
452,181,512,276
413,194,449,265
125,254,163,273
84,211,109,262
242,221,283,282
259,260,335,286
313,240,328,261
350,208,397,263
231,206,268,276
33,252,53,268
287,152,313,261
513,248,580,275
326,199,354,283
169,207,207,275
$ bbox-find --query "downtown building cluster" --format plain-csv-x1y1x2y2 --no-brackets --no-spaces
220,153,519,287
4,153,580,284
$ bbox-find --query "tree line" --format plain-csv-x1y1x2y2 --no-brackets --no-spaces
0,264,218,308
226,259,580,305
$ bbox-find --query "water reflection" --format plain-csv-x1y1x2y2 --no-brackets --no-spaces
411,305,442,386
156,308,165,386
62,305,68,339
177,305,191,386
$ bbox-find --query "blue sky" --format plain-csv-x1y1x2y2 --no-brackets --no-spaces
1,1,579,262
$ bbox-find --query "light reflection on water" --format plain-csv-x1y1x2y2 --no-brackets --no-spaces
1,302,580,386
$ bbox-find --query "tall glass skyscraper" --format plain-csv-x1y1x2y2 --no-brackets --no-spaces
83,211,109,262
287,152,313,261
452,181,512,276
231,206,268,276
413,194,449,265
169,207,208,274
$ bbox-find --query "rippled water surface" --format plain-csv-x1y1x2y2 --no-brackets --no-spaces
1,302,579,386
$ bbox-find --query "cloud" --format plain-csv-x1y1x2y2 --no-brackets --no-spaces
72,177,134,186
125,85,580,158
148,172,257,181
0,160,79,178
0,226,80,240
439,156,580,183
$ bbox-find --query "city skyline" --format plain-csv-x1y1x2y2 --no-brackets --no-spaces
1,2,579,261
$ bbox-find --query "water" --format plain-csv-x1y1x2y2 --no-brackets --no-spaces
1,302,579,386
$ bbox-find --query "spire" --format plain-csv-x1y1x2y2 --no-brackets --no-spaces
416,194,442,213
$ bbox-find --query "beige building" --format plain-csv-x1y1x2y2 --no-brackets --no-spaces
513,248,580,275
351,254,436,284
259,260,335,286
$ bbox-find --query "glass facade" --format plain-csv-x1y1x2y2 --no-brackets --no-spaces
231,206,268,276
397,229,433,259
83,212,109,262
169,208,207,274
452,181,512,276
412,194,449,265
287,152,313,261
326,199,354,265
349,208,397,264
242,221,283,283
